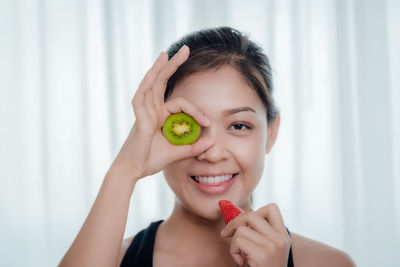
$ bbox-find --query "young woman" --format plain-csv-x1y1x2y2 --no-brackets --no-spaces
60,26,356,267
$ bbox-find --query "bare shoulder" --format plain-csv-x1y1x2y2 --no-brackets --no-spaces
290,231,357,267
117,236,134,265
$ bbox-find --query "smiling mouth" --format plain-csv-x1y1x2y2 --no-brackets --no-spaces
190,173,238,184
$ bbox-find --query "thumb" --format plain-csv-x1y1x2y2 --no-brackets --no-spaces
170,136,215,161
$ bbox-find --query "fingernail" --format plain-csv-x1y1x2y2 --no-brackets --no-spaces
179,44,188,52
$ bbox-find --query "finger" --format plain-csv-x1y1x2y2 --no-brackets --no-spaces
133,92,153,125
167,135,215,162
164,97,211,127
152,45,190,107
137,52,168,94
221,211,279,239
230,230,276,266
255,202,287,234
232,253,245,267
232,225,268,247
230,236,258,266
132,52,168,108
143,90,158,126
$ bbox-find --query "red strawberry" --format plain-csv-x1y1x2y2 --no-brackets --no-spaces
219,200,243,224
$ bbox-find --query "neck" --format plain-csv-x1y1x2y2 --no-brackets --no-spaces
155,198,252,266
160,198,252,249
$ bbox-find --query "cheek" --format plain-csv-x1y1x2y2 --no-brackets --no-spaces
163,161,187,190
231,131,266,176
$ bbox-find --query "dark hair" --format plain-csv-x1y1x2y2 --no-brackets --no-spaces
164,26,279,124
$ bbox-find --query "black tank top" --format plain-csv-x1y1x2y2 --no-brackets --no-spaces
121,220,294,267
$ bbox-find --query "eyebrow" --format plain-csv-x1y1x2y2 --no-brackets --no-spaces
224,106,257,116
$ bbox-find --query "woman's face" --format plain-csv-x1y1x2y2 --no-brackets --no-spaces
163,65,272,220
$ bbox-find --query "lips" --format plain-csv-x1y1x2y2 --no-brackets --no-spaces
189,173,238,195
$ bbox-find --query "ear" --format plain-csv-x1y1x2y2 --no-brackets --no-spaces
266,113,280,154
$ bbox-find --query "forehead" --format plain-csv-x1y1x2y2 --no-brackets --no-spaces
169,65,265,114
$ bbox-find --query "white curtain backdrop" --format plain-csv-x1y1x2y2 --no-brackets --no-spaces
1,0,399,266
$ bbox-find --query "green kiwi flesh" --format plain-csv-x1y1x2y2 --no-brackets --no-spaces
162,113,201,145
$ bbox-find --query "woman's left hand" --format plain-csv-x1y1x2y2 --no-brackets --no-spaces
220,203,292,267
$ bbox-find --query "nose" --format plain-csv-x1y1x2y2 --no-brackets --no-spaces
196,126,228,163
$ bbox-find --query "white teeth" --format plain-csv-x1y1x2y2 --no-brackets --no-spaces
195,174,234,184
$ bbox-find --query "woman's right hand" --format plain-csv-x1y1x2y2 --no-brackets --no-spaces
110,45,214,181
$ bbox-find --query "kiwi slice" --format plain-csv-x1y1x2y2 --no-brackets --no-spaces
162,113,201,145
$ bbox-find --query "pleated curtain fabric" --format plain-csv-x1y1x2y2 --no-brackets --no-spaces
0,0,399,266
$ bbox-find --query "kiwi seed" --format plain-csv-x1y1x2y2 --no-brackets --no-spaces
162,113,201,145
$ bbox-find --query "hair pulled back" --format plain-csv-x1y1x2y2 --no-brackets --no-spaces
164,26,279,124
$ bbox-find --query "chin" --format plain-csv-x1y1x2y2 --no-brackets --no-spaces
185,201,223,222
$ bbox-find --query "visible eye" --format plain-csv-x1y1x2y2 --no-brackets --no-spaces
230,123,252,131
